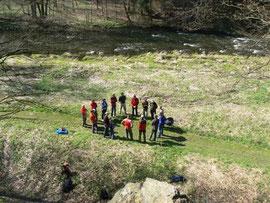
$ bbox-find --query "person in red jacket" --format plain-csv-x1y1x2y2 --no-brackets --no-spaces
81,104,88,127
110,94,117,117
90,109,98,134
138,115,147,143
90,100,97,110
131,95,139,117
121,114,133,140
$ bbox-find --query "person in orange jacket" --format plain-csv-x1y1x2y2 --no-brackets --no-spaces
131,95,139,117
90,100,98,110
138,115,147,143
81,104,88,127
121,114,133,140
90,109,98,134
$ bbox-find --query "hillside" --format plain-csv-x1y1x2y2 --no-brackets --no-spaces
0,52,270,202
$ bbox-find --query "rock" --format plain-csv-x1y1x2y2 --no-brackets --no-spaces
85,51,95,56
109,178,183,203
62,52,73,58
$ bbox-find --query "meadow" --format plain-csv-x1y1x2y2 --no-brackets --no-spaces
0,52,269,202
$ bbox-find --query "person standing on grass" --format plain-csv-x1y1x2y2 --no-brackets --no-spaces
101,99,108,120
103,112,110,137
119,92,127,115
110,94,117,117
138,115,147,143
131,95,139,117
149,115,159,141
159,106,164,116
90,109,98,134
81,104,88,127
150,100,158,119
142,98,149,118
157,113,167,138
90,100,98,110
121,115,133,140
109,117,115,139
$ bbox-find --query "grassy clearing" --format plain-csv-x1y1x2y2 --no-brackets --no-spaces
0,52,270,202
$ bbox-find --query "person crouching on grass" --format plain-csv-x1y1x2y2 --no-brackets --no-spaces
81,104,88,127
138,115,147,143
90,109,98,134
121,114,133,140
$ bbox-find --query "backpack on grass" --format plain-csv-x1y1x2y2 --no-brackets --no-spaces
100,188,109,200
165,117,174,126
170,174,186,183
63,177,73,193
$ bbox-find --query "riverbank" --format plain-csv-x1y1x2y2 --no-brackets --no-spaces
0,52,270,202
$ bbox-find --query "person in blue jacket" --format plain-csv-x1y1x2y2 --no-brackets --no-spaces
101,98,108,120
158,113,166,138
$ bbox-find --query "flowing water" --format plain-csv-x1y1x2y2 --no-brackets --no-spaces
1,28,268,56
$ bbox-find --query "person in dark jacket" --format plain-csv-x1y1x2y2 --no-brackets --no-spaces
119,92,127,115
103,112,110,137
101,99,108,120
138,115,147,143
110,94,117,117
109,117,115,139
158,114,167,138
142,98,149,118
149,115,159,141
150,100,158,119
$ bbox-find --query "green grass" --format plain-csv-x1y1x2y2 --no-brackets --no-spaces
1,52,270,202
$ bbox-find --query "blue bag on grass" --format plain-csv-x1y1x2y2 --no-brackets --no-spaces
56,128,68,134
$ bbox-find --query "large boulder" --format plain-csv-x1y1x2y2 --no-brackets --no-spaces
109,178,183,203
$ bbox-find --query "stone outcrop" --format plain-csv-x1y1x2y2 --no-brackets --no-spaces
109,178,184,203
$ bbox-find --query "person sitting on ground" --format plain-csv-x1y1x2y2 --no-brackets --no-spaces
142,98,149,118
103,112,110,137
158,113,167,138
138,115,147,143
90,109,98,134
150,100,158,119
81,104,88,127
90,100,98,110
109,117,115,139
131,95,139,117
62,162,72,177
159,106,164,116
110,94,117,117
149,115,159,141
119,92,127,115
101,99,108,120
121,114,133,140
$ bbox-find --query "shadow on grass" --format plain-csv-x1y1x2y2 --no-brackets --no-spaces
113,134,186,147
0,191,56,203
165,126,186,134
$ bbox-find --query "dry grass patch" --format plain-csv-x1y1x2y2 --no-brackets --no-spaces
179,155,268,203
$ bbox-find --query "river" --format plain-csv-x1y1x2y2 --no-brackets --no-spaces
0,28,268,56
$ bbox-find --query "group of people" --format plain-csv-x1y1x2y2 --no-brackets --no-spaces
80,92,167,142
